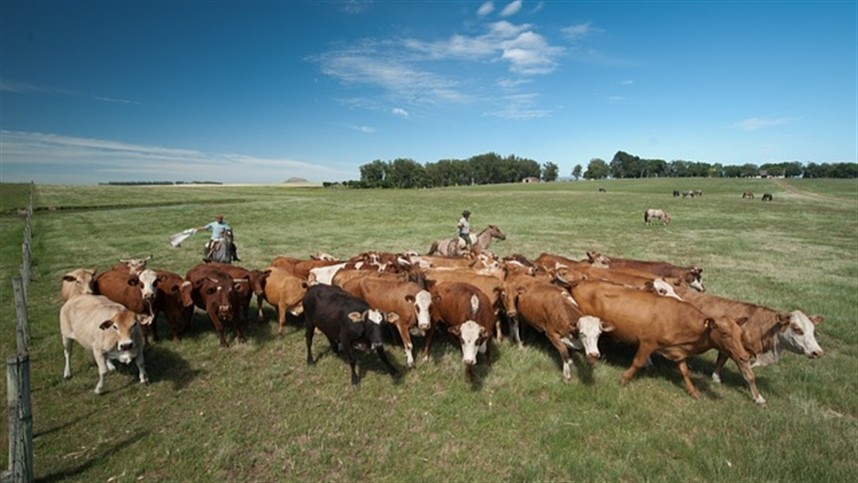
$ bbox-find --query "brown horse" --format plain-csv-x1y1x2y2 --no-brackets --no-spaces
427,225,507,257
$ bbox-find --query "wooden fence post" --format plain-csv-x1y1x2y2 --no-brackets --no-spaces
11,279,29,355
5,355,34,483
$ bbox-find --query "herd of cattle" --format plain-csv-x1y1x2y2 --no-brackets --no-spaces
58,235,824,404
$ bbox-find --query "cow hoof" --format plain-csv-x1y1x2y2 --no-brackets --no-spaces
755,396,767,405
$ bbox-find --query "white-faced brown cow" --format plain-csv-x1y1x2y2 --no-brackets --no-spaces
675,287,824,399
341,277,432,368
500,271,610,382
93,268,159,319
425,282,495,382
61,267,97,302
424,268,505,342
259,266,309,335
60,294,152,394
569,279,763,403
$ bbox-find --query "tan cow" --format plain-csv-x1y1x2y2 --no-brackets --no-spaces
569,279,762,403
60,294,152,394
341,277,432,368
259,266,309,335
61,267,97,301
500,271,610,381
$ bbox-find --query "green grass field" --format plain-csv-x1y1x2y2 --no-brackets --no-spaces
1,178,856,482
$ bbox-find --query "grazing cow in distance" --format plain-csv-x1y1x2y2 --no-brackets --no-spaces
60,294,152,394
569,279,762,403
61,267,97,301
672,190,680,197
742,191,754,199
303,284,399,387
341,277,432,368
425,282,495,382
761,193,773,201
644,208,671,226
598,187,607,192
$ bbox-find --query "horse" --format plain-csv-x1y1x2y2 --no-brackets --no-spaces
644,209,671,226
761,193,773,201
426,225,507,257
204,229,236,264
742,191,754,199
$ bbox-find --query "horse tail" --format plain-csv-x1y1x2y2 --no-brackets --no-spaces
427,241,438,256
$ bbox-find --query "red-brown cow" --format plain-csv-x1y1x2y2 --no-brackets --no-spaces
206,262,267,324
185,264,242,348
500,271,611,381
424,269,505,342
150,270,194,343
93,268,159,317
569,279,761,403
585,252,705,292
259,266,309,335
425,282,495,382
341,277,432,368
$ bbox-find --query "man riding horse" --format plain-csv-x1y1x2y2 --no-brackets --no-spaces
198,214,240,263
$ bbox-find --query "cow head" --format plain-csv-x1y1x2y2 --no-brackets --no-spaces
706,316,752,364
407,290,433,330
61,267,97,301
118,255,153,276
573,315,613,364
136,269,158,304
778,311,824,359
349,309,388,350
197,276,234,321
648,278,683,300
98,309,145,361
685,268,705,292
449,320,491,366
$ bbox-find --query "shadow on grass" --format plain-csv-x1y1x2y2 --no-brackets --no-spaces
37,430,149,482
515,322,597,385
143,345,204,391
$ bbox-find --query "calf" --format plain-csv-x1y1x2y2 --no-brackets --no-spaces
570,280,761,403
150,270,194,342
501,271,610,381
185,264,242,348
61,267,97,301
425,282,495,382
341,277,432,368
303,284,399,387
259,266,308,334
60,294,152,394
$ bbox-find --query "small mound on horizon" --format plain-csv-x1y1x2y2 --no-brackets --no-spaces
284,177,309,183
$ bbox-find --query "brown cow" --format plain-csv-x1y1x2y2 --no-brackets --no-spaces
584,252,705,292
61,267,97,301
206,262,267,324
185,264,242,347
569,279,761,403
60,294,151,394
425,282,495,382
259,266,309,335
93,268,159,317
500,271,610,381
341,277,432,368
424,268,505,342
150,270,194,343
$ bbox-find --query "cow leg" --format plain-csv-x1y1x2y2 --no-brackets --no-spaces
495,317,504,344
257,295,266,323
509,316,523,348
547,333,573,382
277,302,288,335
92,350,109,395
735,359,766,405
676,359,701,399
135,352,149,385
420,326,436,362
346,345,361,387
232,318,247,344
622,344,656,385
207,311,230,348
62,336,74,379
304,321,316,365
711,351,729,384
394,322,415,368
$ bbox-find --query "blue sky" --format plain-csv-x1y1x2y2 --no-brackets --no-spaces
1,0,855,184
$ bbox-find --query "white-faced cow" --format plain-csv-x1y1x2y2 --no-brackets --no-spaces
60,294,152,394
569,279,762,403
425,282,495,382
93,268,159,319
341,277,432,368
303,284,399,387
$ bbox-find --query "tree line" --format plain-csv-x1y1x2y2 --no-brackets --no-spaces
321,151,856,189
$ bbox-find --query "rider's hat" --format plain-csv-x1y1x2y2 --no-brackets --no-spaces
462,209,471,216
215,214,224,221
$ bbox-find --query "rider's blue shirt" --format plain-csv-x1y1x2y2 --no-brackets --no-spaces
203,221,230,240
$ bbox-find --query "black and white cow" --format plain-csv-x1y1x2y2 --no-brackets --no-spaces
303,284,399,387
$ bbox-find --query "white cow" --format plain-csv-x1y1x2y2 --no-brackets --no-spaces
61,267,97,301
60,294,152,394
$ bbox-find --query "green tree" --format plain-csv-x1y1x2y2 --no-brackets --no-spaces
572,164,582,180
584,158,609,179
541,162,559,181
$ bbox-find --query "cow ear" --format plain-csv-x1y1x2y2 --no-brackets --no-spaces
776,313,791,328
127,277,140,286
62,275,76,282
99,320,113,330
810,315,824,325
480,326,491,338
387,312,400,323
735,316,749,326
600,321,615,332
448,325,461,336
404,294,415,303
347,312,363,323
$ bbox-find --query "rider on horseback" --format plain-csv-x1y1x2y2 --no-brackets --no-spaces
198,214,240,262
457,210,472,251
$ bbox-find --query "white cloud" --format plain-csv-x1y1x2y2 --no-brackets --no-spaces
477,1,494,16
0,130,351,183
351,125,376,133
618,79,634,86
733,116,796,131
500,0,522,17
562,22,598,41
392,107,410,117
486,92,551,119
608,95,626,104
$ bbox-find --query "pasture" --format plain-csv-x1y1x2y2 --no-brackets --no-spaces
1,178,856,482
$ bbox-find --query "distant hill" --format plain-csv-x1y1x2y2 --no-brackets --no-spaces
284,177,309,183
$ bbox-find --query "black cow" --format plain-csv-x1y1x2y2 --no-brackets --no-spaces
762,193,773,201
672,190,680,197
303,284,399,387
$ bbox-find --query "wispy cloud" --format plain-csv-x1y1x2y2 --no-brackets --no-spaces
486,92,551,120
392,107,410,117
1,79,141,105
500,0,523,17
618,79,634,86
477,1,494,16
733,116,797,131
0,130,350,183
562,22,598,42
350,125,376,133
93,95,142,105
342,0,373,14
